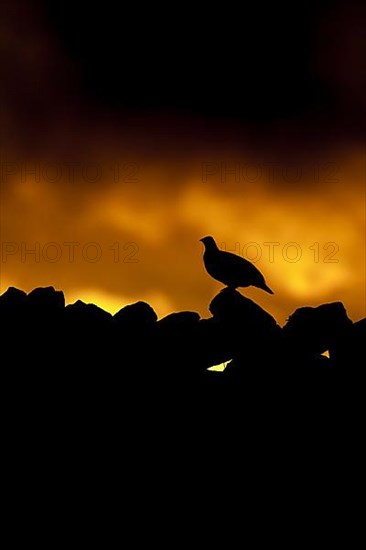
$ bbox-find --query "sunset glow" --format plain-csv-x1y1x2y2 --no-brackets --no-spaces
1,148,364,324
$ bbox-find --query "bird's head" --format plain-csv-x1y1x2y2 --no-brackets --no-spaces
200,236,218,249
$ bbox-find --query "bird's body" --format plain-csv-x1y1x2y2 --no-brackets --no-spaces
200,236,274,294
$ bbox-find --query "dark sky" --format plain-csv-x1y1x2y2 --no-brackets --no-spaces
2,0,365,154
42,0,365,125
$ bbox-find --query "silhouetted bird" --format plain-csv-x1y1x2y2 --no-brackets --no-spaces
200,236,274,294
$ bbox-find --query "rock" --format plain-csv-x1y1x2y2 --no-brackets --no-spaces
354,317,366,337
27,286,65,309
114,301,157,326
330,316,365,368
158,311,200,325
207,288,281,381
353,318,366,361
0,287,27,309
154,311,202,373
65,300,112,324
283,302,352,356
195,317,233,368
209,287,277,330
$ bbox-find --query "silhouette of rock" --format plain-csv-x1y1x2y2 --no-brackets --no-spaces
110,301,158,373
283,302,352,357
62,301,113,378
195,317,234,368
0,284,363,416
154,311,203,376
353,318,366,362
354,317,366,341
0,287,28,340
158,311,200,325
114,301,157,326
208,288,281,381
0,287,27,309
329,316,365,369
27,286,65,310
65,300,112,324
209,287,277,330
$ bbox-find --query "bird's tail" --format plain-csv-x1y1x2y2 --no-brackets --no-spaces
262,283,274,295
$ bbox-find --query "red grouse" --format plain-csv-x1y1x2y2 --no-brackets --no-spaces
200,236,274,294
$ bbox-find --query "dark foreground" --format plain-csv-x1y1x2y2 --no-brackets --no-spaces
2,285,365,534
2,285,364,410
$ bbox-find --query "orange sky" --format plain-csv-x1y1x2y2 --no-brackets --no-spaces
1,142,365,324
